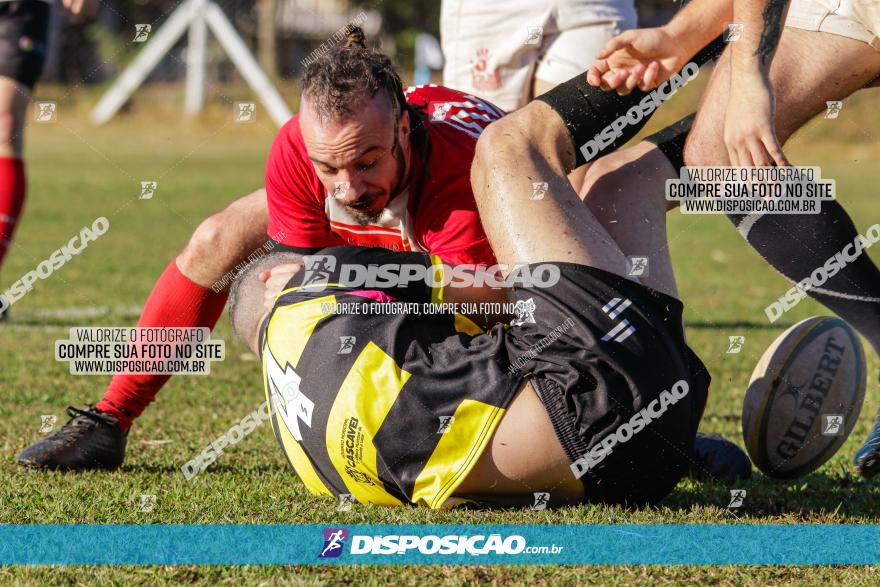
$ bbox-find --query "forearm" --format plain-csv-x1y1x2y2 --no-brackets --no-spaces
665,0,734,60
732,0,790,75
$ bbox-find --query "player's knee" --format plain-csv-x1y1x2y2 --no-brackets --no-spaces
683,118,731,167
580,154,622,201
683,134,712,168
179,213,235,272
0,111,18,149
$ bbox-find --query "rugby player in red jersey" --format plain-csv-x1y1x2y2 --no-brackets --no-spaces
19,27,747,482
16,29,506,470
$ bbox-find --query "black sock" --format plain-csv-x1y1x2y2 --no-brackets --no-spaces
727,203,880,365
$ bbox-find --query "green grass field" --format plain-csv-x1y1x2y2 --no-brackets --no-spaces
1,82,879,585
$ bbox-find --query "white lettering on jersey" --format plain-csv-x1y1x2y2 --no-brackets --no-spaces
265,346,314,442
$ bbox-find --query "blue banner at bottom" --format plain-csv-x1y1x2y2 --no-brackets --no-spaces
2,524,879,564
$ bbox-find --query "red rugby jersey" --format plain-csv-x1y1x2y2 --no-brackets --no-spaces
265,85,505,266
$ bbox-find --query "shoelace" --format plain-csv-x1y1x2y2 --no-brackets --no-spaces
64,406,112,429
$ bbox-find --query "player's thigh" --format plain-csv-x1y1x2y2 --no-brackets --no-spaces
472,103,631,279
580,141,680,298
0,77,30,156
687,28,880,164
766,28,880,142
441,0,550,111
178,189,269,287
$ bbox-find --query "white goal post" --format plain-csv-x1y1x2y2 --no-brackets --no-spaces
90,0,293,127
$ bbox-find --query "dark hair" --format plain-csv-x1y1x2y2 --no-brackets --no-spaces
301,27,432,201
302,27,407,124
228,251,304,350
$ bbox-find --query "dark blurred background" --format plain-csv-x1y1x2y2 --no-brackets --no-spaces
49,0,679,86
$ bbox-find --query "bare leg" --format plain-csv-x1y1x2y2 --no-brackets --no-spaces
580,141,680,298
176,188,269,288
533,76,590,208
472,101,681,299
687,29,880,163
0,77,29,158
471,102,630,277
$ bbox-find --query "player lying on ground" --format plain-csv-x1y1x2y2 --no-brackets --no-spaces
232,243,711,508
234,65,783,506
17,28,730,471
231,150,737,510
15,29,507,469
582,0,880,476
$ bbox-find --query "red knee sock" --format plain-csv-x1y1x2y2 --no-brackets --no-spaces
0,157,26,268
96,261,229,431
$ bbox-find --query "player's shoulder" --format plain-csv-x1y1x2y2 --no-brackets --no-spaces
267,113,309,168
273,113,304,148
405,84,505,137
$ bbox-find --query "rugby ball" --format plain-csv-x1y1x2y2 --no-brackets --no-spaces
742,316,867,479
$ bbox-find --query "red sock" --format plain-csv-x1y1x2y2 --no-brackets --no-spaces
97,261,229,431
0,157,26,267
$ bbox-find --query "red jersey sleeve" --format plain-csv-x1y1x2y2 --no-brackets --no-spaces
407,85,503,266
416,177,496,267
265,115,343,249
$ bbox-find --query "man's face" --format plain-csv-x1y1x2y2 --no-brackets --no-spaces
301,92,410,225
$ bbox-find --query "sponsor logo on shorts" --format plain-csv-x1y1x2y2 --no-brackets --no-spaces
600,297,636,343
341,417,376,486
471,48,502,92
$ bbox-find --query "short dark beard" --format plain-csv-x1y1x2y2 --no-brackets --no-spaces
345,131,409,226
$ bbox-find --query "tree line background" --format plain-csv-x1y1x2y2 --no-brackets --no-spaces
47,0,679,86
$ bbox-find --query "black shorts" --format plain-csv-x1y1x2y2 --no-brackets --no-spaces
505,264,709,506
0,0,50,89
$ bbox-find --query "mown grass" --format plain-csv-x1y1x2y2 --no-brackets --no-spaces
0,82,878,584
